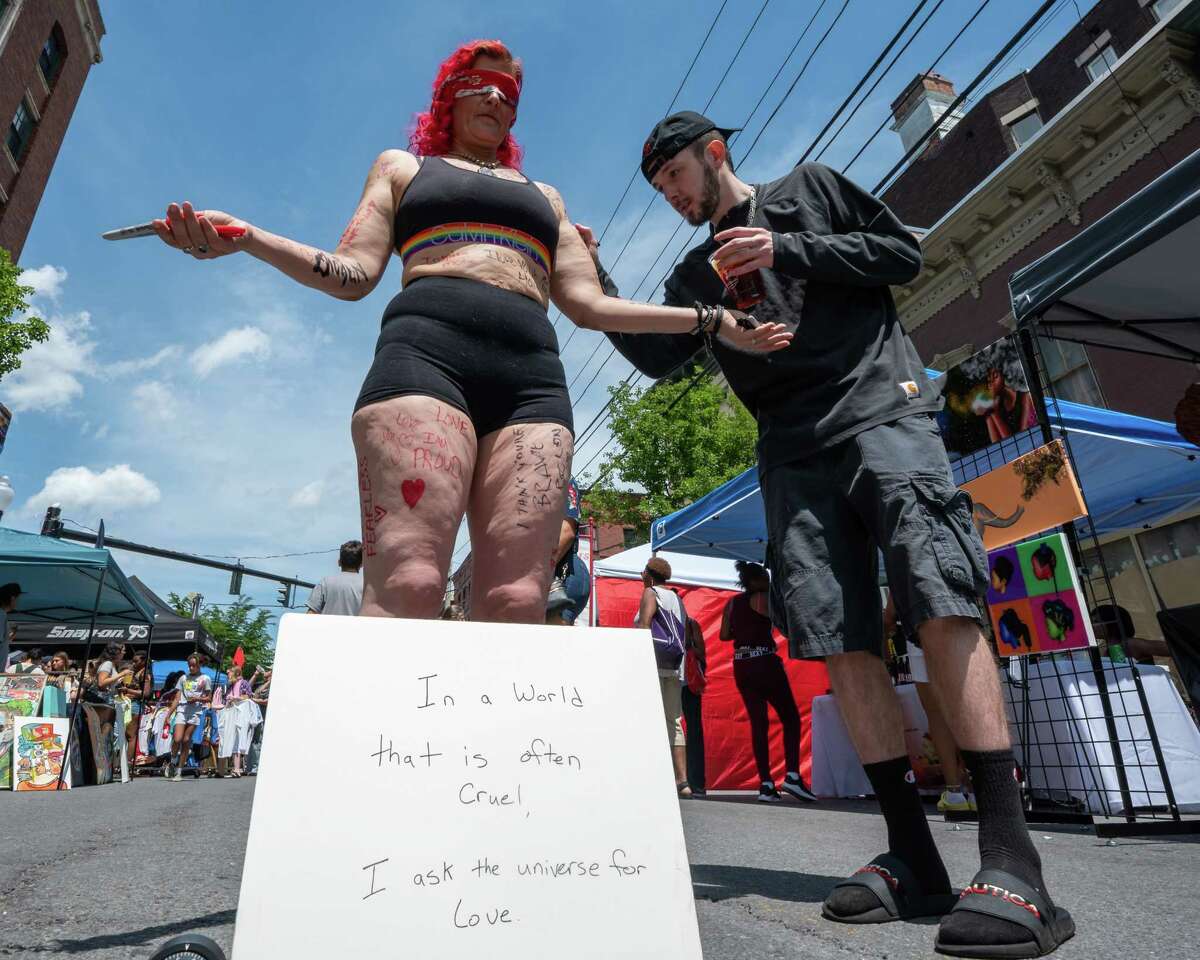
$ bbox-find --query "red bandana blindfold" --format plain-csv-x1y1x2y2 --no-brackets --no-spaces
438,70,521,114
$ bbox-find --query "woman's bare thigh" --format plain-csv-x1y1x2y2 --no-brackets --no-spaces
351,395,478,617
468,422,574,623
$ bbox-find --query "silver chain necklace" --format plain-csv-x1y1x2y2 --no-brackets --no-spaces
447,151,501,176
745,185,758,225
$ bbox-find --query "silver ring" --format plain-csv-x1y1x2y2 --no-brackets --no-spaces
197,244,209,254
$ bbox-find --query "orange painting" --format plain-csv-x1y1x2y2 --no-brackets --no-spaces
961,440,1086,551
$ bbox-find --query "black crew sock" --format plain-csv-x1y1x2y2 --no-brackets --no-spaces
939,748,1054,948
825,756,949,917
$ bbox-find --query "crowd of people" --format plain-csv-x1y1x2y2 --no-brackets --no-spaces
3,639,271,782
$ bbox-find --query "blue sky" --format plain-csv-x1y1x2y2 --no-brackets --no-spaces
4,0,1091,624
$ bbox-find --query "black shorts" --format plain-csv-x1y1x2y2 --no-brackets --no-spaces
762,413,988,660
355,276,573,437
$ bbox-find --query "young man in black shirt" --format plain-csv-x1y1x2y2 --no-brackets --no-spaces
581,112,1072,958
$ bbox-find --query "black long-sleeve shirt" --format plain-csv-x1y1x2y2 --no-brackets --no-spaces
602,163,938,473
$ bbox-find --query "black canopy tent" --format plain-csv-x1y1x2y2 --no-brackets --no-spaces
1009,144,1200,362
1005,146,1200,835
12,575,217,661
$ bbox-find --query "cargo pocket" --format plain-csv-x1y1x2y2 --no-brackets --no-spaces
909,474,989,596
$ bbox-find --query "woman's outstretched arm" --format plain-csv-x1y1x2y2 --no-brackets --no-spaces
153,150,416,302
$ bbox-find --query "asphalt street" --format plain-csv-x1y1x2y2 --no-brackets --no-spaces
1,779,1197,958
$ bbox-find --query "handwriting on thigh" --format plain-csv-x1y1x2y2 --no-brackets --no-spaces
513,426,568,531
381,404,469,482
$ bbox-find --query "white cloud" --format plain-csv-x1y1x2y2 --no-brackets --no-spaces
24,464,162,516
106,345,184,378
190,326,271,378
289,480,325,508
20,264,68,301
131,380,178,421
94,424,110,440
4,312,95,412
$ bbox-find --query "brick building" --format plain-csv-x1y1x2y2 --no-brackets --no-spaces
882,0,1200,642
0,0,105,262
884,0,1198,420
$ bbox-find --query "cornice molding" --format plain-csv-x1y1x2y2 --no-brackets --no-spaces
896,29,1200,334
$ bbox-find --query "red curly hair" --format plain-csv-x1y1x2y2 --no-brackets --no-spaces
409,40,524,170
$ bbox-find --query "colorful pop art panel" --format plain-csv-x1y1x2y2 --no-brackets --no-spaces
985,532,1097,657
961,440,1087,551
0,674,47,718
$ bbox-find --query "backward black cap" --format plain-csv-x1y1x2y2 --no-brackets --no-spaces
640,111,740,183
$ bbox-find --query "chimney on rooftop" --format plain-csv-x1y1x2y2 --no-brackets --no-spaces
890,72,963,155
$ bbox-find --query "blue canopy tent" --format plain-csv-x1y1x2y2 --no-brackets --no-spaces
651,395,1199,561
0,527,154,626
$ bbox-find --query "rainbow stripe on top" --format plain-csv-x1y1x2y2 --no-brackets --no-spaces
400,222,552,276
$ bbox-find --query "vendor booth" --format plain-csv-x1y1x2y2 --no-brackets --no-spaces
650,385,1200,832
0,527,156,790
594,543,831,793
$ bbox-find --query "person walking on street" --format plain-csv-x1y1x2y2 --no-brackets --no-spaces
168,654,211,781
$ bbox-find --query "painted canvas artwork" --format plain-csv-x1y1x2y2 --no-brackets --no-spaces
0,718,13,789
0,674,47,718
986,532,1097,658
13,717,70,791
933,338,1038,460
961,439,1087,551
82,703,115,786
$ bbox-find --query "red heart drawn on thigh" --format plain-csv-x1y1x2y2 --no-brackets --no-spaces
401,478,425,508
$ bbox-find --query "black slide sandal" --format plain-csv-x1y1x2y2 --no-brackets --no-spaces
935,868,1075,958
822,853,958,925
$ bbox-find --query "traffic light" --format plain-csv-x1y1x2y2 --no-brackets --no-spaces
229,565,243,595
277,582,293,608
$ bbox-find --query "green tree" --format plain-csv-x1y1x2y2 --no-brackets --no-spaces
168,593,275,671
0,247,49,378
585,368,758,540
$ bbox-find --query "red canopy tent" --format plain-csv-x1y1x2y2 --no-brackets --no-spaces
593,544,829,792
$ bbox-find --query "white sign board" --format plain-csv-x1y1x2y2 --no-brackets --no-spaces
233,614,702,958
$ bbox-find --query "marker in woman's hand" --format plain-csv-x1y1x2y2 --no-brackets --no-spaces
101,220,246,241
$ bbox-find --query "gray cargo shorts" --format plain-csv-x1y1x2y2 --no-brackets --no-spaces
762,413,988,660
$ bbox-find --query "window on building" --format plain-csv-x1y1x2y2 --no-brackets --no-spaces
1084,45,1119,82
1137,515,1200,609
6,98,36,166
38,27,65,86
1152,0,1187,21
1008,110,1043,148
623,527,639,549
1083,538,1163,641
1038,337,1105,407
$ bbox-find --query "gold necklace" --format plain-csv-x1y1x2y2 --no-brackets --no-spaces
447,151,501,175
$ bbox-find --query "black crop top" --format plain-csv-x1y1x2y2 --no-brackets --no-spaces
395,157,561,276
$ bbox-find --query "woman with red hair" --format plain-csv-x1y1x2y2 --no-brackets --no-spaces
152,39,790,623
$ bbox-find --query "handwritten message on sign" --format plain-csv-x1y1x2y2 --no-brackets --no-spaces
233,615,703,958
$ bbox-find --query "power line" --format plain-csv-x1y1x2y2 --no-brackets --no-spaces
738,0,853,160
813,0,948,163
870,0,1061,194
840,0,995,174
557,0,770,354
796,0,932,165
